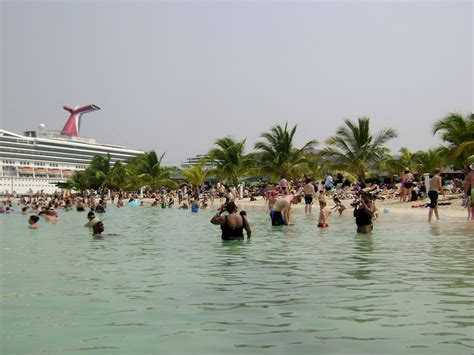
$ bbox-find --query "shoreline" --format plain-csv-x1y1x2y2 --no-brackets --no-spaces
142,196,470,219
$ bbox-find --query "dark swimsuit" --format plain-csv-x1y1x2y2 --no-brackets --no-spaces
354,207,373,232
221,215,245,240
270,210,286,226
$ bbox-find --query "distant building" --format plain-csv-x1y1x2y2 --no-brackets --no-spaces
181,154,215,169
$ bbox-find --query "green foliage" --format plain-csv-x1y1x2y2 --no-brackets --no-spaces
322,117,398,183
433,113,474,170
128,150,177,191
253,122,317,180
208,136,248,187
413,148,447,174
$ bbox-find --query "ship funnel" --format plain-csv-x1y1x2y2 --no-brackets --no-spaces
60,104,101,137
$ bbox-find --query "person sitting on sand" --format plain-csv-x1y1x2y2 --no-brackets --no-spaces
331,197,346,215
28,215,40,229
317,197,331,228
210,202,251,241
270,194,301,226
353,193,375,234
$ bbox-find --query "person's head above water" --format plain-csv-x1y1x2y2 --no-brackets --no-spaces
87,211,95,219
92,220,104,235
225,201,238,213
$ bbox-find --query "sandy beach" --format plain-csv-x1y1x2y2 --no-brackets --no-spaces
142,195,471,220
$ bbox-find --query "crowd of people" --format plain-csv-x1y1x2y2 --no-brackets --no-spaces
1,164,473,239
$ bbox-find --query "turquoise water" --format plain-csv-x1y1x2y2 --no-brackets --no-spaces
1,206,473,354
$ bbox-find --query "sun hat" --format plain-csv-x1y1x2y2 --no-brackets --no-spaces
270,190,279,196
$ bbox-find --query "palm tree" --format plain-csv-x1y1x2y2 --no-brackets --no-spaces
208,136,247,187
253,122,317,180
433,113,474,170
181,160,213,196
413,148,447,174
380,147,417,180
129,150,177,191
103,161,127,190
85,154,112,190
322,117,398,183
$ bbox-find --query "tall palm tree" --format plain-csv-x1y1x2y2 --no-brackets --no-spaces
129,150,177,191
181,160,213,196
208,136,247,187
254,122,317,180
322,117,398,183
433,113,474,170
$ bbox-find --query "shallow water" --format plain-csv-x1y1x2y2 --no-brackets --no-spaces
1,206,473,354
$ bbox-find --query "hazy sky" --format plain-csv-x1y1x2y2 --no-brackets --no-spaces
1,0,472,166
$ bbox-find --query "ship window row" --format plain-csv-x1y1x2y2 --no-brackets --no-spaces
3,160,15,165
0,139,140,156
1,146,136,161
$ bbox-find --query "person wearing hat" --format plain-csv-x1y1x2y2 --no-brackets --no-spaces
400,168,415,203
464,163,474,220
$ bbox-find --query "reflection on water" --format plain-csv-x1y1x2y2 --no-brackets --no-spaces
1,208,473,354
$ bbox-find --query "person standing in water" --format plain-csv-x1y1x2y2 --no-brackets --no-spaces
428,168,445,222
210,202,251,241
303,177,317,214
353,193,375,234
270,194,301,226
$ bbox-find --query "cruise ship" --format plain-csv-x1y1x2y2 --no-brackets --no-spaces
0,105,144,195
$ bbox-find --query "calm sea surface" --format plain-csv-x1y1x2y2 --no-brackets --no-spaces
1,205,473,354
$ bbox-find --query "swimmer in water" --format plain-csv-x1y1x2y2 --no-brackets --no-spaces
91,220,118,238
317,197,331,228
331,197,346,215
21,206,29,215
84,211,100,228
28,215,39,229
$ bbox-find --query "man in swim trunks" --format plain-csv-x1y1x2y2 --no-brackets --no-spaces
428,168,445,222
270,194,301,226
303,177,316,214
464,163,474,220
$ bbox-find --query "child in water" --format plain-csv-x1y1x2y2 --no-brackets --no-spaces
28,215,40,229
317,198,331,228
331,197,346,215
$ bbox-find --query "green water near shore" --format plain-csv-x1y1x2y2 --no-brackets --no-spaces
1,206,473,354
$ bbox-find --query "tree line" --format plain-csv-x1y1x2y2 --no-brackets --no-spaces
69,113,473,192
